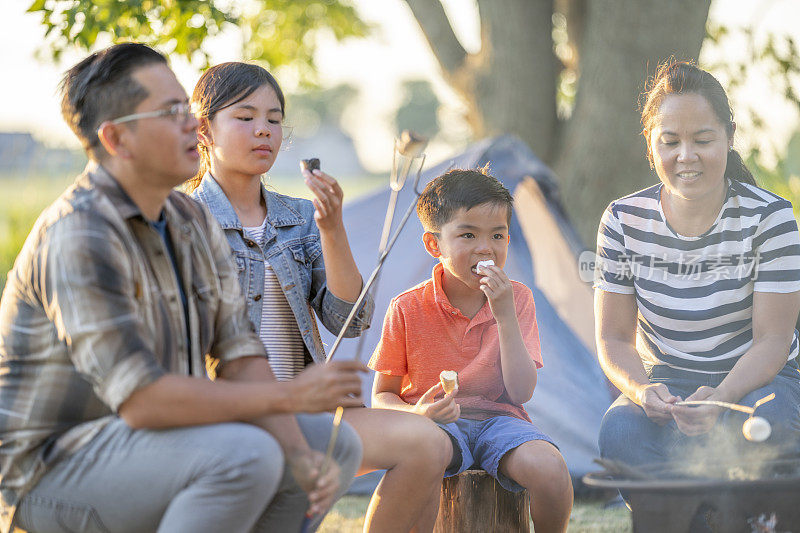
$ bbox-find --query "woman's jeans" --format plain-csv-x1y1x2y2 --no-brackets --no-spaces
14,413,362,533
599,363,800,470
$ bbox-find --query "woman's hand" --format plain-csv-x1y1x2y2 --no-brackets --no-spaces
303,169,344,232
636,383,680,425
671,385,722,436
413,382,461,424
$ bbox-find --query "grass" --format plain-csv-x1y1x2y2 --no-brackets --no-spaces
0,172,385,294
318,495,632,532
0,174,76,292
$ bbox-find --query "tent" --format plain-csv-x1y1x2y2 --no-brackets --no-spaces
322,136,613,488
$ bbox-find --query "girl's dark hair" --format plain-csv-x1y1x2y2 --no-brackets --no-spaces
416,167,513,232
640,60,756,186
187,62,285,190
60,42,167,160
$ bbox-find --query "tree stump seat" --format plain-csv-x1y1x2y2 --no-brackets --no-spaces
433,469,530,532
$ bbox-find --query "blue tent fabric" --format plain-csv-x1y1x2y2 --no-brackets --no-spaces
324,136,611,489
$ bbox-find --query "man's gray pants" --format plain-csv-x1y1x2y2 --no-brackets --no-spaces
14,413,362,532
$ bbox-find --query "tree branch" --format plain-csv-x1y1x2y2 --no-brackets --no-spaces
402,0,468,78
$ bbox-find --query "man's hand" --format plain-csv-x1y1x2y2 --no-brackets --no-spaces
636,383,680,425
288,361,367,412
671,386,722,436
286,448,341,517
413,382,460,423
478,265,515,322
303,169,345,232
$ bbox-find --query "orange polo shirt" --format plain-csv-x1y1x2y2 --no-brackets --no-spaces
369,263,542,421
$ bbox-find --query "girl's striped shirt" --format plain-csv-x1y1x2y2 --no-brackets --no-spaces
594,179,800,373
244,218,306,381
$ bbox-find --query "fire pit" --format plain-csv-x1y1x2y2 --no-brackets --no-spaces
583,457,800,532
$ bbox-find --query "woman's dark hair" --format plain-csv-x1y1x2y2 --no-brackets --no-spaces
640,60,756,186
60,42,167,161
187,62,286,190
416,167,514,232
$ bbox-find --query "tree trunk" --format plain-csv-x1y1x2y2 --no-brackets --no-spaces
474,0,558,163
405,0,712,245
433,470,530,533
554,0,711,245
404,0,558,163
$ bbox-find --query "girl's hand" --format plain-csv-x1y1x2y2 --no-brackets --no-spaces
671,386,722,436
635,383,680,425
479,265,515,322
286,448,340,517
413,382,461,424
303,169,344,232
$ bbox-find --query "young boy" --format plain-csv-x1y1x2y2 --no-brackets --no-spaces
369,169,573,532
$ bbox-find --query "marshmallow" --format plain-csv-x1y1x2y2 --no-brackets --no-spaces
476,259,494,274
439,370,458,395
300,158,320,172
742,416,771,442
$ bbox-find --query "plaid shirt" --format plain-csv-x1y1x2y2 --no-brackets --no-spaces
0,163,265,532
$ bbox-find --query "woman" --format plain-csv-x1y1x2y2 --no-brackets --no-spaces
188,62,451,532
595,61,800,471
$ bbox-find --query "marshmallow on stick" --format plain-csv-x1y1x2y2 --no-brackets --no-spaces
476,259,494,274
742,416,771,442
440,370,458,395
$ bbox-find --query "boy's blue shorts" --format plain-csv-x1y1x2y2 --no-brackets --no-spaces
437,416,556,492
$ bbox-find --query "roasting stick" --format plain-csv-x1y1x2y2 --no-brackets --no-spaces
675,392,775,415
675,399,754,414
298,405,345,533
321,406,345,474
301,134,429,533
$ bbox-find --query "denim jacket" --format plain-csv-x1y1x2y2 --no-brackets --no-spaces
191,174,374,365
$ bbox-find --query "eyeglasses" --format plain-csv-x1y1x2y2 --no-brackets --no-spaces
111,102,196,125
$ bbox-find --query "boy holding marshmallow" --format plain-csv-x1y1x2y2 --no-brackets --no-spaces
369,169,573,532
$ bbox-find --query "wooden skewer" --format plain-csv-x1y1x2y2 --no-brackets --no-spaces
753,392,776,410
675,399,754,414
675,392,775,416
321,406,345,475
299,405,346,533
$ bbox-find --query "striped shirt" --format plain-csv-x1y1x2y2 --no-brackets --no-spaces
0,164,264,532
594,179,800,374
244,219,306,381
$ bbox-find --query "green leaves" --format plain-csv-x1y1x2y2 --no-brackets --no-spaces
27,0,369,77
703,21,800,180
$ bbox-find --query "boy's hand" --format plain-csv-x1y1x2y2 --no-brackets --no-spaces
478,265,516,322
303,169,344,232
413,382,460,423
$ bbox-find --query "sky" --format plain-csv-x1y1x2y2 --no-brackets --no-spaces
1,0,799,172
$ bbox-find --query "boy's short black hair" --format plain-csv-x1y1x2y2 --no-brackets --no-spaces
416,168,513,232
60,42,167,161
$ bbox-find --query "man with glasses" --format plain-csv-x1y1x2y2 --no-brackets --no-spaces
0,42,365,532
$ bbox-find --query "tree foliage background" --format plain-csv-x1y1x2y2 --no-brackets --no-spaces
27,0,369,82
